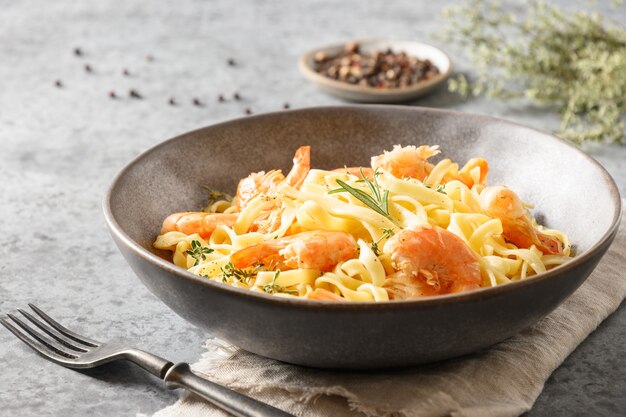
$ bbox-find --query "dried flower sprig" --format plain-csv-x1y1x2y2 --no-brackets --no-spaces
442,0,626,144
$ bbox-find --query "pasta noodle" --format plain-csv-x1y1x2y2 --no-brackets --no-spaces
154,145,571,302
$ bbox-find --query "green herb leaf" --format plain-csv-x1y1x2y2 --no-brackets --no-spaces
185,240,214,266
425,184,447,194
370,227,396,256
221,262,252,284
330,179,389,216
329,169,400,226
263,270,298,295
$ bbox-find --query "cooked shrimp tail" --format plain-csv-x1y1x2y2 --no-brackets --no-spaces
480,185,563,255
229,240,285,270
230,231,357,272
307,288,345,301
161,212,238,239
455,158,489,188
285,145,311,189
371,145,440,181
382,224,482,299
234,146,310,210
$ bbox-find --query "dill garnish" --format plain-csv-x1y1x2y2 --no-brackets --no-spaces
185,240,214,266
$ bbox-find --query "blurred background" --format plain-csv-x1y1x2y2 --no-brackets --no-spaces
1,0,623,190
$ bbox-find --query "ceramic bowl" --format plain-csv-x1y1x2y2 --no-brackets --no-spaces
103,106,621,369
298,39,452,103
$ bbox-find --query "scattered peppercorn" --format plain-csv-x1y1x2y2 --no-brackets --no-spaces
245,108,252,115
283,102,290,109
129,89,143,99
217,94,225,102
313,42,440,89
84,64,93,73
122,69,130,76
54,80,63,88
73,48,83,57
109,91,117,99
168,97,177,106
233,92,241,100
192,97,203,106
227,58,236,66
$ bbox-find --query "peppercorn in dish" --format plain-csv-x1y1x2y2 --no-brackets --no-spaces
313,42,440,89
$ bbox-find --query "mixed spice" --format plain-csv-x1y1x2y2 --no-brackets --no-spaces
313,42,440,89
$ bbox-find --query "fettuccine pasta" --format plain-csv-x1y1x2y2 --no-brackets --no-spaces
154,145,571,302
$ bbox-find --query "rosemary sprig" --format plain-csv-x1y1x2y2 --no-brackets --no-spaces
332,179,387,215
329,169,398,225
185,240,214,266
263,270,298,295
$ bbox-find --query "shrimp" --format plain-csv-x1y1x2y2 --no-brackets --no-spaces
307,288,345,301
371,145,440,181
234,146,310,210
230,231,357,272
284,145,311,189
160,212,238,239
247,197,283,234
479,185,563,255
446,158,489,188
382,224,482,299
332,166,375,180
234,170,284,211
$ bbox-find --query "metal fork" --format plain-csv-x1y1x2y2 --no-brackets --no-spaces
1,304,292,417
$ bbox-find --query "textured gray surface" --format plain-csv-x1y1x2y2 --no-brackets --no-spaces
0,0,624,416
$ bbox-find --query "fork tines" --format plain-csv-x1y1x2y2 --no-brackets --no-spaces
1,304,99,362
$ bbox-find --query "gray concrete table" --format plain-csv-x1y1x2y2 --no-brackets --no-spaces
0,0,624,416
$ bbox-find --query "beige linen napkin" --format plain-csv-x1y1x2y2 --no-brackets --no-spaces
149,205,625,417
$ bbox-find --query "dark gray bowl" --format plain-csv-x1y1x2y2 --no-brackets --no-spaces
103,106,621,369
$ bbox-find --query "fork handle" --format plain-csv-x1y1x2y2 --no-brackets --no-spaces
164,363,294,417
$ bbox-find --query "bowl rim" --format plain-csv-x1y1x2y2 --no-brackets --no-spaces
298,38,453,97
102,105,622,310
